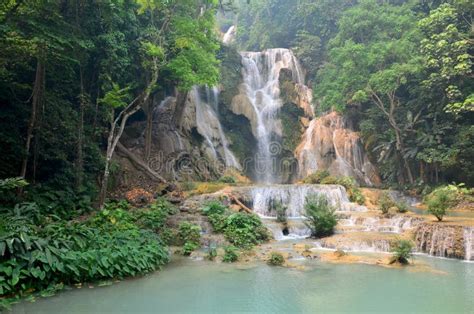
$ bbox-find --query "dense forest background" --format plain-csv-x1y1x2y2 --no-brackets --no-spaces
0,0,473,210
232,0,473,187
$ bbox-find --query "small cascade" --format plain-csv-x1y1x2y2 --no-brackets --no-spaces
316,236,393,253
338,214,424,233
249,184,366,218
191,86,241,169
239,48,305,183
223,25,236,44
463,227,474,261
415,223,467,260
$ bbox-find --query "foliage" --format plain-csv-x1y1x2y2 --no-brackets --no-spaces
302,170,330,184
379,192,395,215
201,201,269,248
267,252,285,266
0,204,170,299
390,239,414,264
180,181,197,191
218,175,237,184
274,201,287,223
206,244,217,261
222,245,239,263
223,213,270,249
202,200,227,216
182,242,198,256
303,194,338,238
202,201,229,232
177,222,201,247
425,188,456,221
395,201,409,213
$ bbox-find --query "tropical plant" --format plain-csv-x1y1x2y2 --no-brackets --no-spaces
267,252,285,266
177,222,201,246
390,239,414,264
426,189,454,221
223,213,269,249
378,192,395,215
274,201,287,223
303,194,338,238
222,246,239,263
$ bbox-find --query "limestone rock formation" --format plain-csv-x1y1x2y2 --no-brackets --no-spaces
296,112,381,186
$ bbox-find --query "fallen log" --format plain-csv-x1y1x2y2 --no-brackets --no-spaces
229,195,252,213
117,142,168,184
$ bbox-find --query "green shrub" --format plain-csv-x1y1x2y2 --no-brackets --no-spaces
349,187,366,205
218,176,237,184
426,189,454,221
222,246,239,263
177,222,201,246
207,213,228,232
0,212,169,298
274,201,287,223
395,201,408,213
303,194,338,238
182,242,198,256
390,239,413,264
302,170,330,184
207,245,217,261
320,175,340,185
267,252,285,266
224,213,269,248
202,201,227,216
423,184,471,221
378,192,395,215
180,181,197,191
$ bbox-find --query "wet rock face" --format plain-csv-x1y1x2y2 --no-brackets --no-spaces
296,112,381,187
415,223,472,260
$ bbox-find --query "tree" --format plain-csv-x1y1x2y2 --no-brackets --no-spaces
315,1,421,184
98,0,220,208
418,3,473,115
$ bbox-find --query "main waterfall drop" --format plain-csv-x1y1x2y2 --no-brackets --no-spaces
190,86,241,170
237,48,307,183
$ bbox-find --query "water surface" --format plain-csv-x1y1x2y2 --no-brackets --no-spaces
11,256,474,313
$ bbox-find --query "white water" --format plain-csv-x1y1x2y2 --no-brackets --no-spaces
240,49,304,183
250,184,366,218
191,86,241,169
465,228,474,261
223,25,236,44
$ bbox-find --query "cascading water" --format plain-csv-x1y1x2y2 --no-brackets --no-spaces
240,48,304,183
250,184,366,218
222,25,236,45
465,227,474,261
191,86,241,169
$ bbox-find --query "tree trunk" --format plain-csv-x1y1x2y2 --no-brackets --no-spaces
144,98,154,162
20,56,45,182
173,90,188,129
76,67,85,190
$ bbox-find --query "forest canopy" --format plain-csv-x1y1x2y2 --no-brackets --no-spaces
236,0,473,185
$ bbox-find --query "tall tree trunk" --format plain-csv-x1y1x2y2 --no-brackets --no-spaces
75,68,85,190
20,56,45,182
144,98,154,162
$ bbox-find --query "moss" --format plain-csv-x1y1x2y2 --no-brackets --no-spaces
280,103,304,152
217,46,242,107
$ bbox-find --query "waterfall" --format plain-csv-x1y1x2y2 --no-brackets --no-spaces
463,227,474,261
240,48,304,183
414,223,472,260
191,86,241,169
223,25,236,44
249,184,366,218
